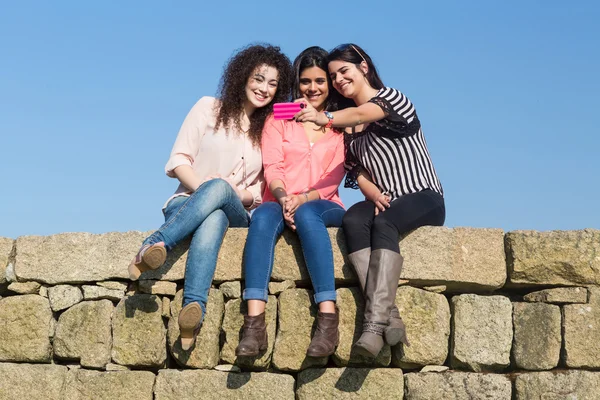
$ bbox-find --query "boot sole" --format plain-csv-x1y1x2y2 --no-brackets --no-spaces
128,245,167,280
236,343,268,357
353,343,378,359
179,303,203,351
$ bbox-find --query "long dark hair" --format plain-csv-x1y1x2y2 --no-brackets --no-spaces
215,44,293,147
293,46,352,111
327,43,384,90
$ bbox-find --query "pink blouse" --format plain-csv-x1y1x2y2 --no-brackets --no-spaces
163,97,264,210
261,117,345,208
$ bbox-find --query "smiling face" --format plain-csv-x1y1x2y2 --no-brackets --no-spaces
244,64,279,113
298,66,329,111
328,60,367,100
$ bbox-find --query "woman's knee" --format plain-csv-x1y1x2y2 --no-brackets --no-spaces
294,203,321,227
248,203,282,232
342,205,369,231
199,178,234,198
203,209,228,226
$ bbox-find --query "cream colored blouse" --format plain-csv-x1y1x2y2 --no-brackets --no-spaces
163,96,264,210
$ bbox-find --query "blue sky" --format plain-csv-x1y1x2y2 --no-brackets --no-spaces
1,1,598,238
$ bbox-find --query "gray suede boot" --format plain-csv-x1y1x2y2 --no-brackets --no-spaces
353,249,406,358
347,248,410,347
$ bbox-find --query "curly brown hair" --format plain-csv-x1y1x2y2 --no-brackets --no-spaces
215,44,293,147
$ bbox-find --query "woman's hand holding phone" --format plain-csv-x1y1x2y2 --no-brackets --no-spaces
293,99,329,126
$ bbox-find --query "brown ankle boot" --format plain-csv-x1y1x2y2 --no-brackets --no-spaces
235,313,268,357
348,248,409,347
306,309,339,357
354,249,405,358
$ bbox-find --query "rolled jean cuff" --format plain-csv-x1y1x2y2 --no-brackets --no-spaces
243,288,269,302
314,290,337,304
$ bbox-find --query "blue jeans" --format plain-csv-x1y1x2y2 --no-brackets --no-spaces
143,179,250,314
243,200,345,304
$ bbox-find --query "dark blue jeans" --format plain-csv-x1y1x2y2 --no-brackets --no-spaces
143,178,250,314
243,200,345,304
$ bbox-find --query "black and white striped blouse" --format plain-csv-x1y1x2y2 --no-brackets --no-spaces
344,87,443,199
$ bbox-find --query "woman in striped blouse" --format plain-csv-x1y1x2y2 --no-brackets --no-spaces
295,43,445,358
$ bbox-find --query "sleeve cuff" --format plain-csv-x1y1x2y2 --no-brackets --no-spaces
165,154,193,177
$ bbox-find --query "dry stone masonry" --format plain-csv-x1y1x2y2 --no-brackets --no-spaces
1,227,599,399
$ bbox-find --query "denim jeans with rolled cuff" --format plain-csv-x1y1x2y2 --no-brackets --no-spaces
143,178,250,317
243,200,344,305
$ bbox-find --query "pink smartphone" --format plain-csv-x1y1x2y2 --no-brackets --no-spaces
273,102,305,120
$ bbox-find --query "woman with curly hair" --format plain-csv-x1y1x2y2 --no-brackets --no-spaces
236,47,349,358
295,43,445,358
128,44,292,350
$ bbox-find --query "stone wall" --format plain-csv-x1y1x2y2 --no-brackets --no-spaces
1,227,599,399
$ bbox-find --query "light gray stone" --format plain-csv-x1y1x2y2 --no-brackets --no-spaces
39,285,48,297
53,300,114,368
506,229,600,286
97,281,129,291
0,238,13,285
272,289,329,371
268,279,295,295
400,227,506,291
512,302,561,370
220,296,277,369
420,365,449,372
168,289,224,369
524,286,588,304
451,294,513,371
214,364,241,372
7,281,41,294
404,372,512,399
297,368,404,399
154,370,295,400
515,371,600,400
105,363,130,371
64,369,155,400
15,231,149,284
139,280,177,296
5,263,16,283
0,295,53,362
49,315,57,338
563,298,600,368
219,281,241,299
162,296,171,318
48,284,83,311
423,285,446,293
0,363,67,400
112,294,166,367
392,286,450,369
82,284,124,301
333,288,391,367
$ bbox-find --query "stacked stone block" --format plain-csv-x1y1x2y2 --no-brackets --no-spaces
0,228,599,399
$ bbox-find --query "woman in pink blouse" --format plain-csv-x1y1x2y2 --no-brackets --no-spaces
128,45,292,351
236,47,349,358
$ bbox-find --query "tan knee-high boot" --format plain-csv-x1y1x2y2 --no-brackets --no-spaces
347,248,409,347
353,249,407,358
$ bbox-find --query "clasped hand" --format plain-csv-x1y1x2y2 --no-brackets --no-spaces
279,194,306,231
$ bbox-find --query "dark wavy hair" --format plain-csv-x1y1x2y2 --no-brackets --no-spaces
327,43,384,90
292,46,352,112
215,44,293,146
